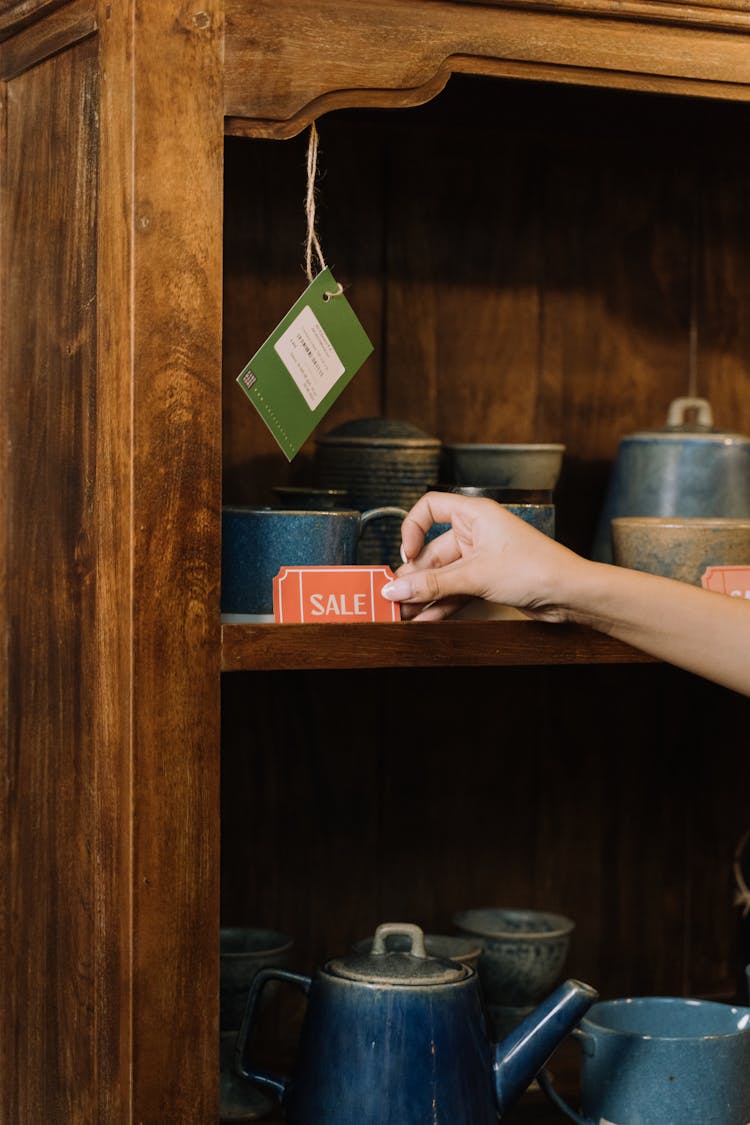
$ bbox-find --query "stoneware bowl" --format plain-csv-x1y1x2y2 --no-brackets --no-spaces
610,516,750,586
452,907,575,1007
443,444,565,490
352,931,482,972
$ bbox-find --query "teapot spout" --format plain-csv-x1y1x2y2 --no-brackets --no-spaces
493,978,598,1116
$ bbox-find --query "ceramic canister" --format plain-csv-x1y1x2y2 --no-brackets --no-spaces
593,398,750,563
314,417,442,568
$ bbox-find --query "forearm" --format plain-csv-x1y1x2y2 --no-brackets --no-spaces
565,560,750,696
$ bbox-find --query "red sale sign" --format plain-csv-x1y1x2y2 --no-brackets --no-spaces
702,566,750,599
273,565,401,623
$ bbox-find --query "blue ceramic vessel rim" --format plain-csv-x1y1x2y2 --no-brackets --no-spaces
453,908,575,940
220,928,294,958
222,504,364,518
583,997,750,1040
621,431,750,445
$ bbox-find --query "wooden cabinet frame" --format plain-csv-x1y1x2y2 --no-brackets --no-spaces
1,0,748,1119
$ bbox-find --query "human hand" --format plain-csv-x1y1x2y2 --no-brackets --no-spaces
381,491,586,623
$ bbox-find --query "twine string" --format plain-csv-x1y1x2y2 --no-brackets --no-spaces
733,827,750,917
304,122,343,299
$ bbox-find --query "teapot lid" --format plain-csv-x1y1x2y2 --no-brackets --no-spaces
327,923,470,986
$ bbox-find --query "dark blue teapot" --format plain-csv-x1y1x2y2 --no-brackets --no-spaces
235,921,597,1123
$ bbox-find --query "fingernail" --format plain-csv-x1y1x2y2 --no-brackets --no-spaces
399,543,409,564
381,578,413,601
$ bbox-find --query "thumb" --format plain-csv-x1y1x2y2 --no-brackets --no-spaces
382,562,471,606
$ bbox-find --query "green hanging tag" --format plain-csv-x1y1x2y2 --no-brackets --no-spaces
235,268,373,461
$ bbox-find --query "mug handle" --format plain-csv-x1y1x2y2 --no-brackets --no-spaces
537,1029,594,1125
234,966,312,1101
359,505,409,531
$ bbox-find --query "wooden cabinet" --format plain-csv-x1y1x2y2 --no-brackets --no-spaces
2,1,750,1121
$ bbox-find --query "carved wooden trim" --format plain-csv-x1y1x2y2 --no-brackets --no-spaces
224,0,750,139
434,0,750,28
0,0,95,78
0,0,71,41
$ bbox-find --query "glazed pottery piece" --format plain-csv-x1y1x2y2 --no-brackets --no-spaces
220,1031,275,1121
314,417,442,568
610,516,750,585
220,927,294,1031
443,444,565,491
593,397,750,563
221,505,407,620
235,922,597,1124
452,908,574,1007
220,929,294,1122
352,931,482,971
539,996,750,1125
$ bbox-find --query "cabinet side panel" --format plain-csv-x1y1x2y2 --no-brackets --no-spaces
1,37,107,1121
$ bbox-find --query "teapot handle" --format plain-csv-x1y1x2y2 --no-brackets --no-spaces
537,1053,593,1125
234,967,312,1100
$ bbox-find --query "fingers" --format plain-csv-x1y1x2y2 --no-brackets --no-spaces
399,526,461,576
399,492,465,562
383,558,474,608
401,595,468,622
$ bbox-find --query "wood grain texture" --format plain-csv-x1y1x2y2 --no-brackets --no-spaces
0,0,95,79
0,0,70,41
115,1,224,1121
224,0,750,139
1,1,224,1121
1,35,101,1122
221,622,659,671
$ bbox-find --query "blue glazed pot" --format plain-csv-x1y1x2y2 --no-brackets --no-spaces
592,398,750,563
235,922,597,1124
539,996,750,1125
221,505,407,620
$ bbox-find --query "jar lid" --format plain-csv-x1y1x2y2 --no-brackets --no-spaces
327,923,469,986
316,417,441,449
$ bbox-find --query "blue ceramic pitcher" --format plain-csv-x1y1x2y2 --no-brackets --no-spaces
235,922,597,1124
539,995,750,1125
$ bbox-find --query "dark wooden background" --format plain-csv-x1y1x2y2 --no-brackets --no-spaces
220,75,750,1072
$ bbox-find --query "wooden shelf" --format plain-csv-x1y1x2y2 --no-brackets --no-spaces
221,619,658,671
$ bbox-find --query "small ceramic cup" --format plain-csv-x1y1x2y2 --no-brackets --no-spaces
452,907,574,1007
611,516,750,586
220,927,294,1032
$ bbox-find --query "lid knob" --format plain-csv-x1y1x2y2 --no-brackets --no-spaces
371,922,427,959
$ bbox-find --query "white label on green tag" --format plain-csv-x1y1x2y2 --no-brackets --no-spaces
273,304,345,410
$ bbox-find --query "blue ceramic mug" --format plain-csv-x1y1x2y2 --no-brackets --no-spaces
539,996,750,1125
221,505,407,621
